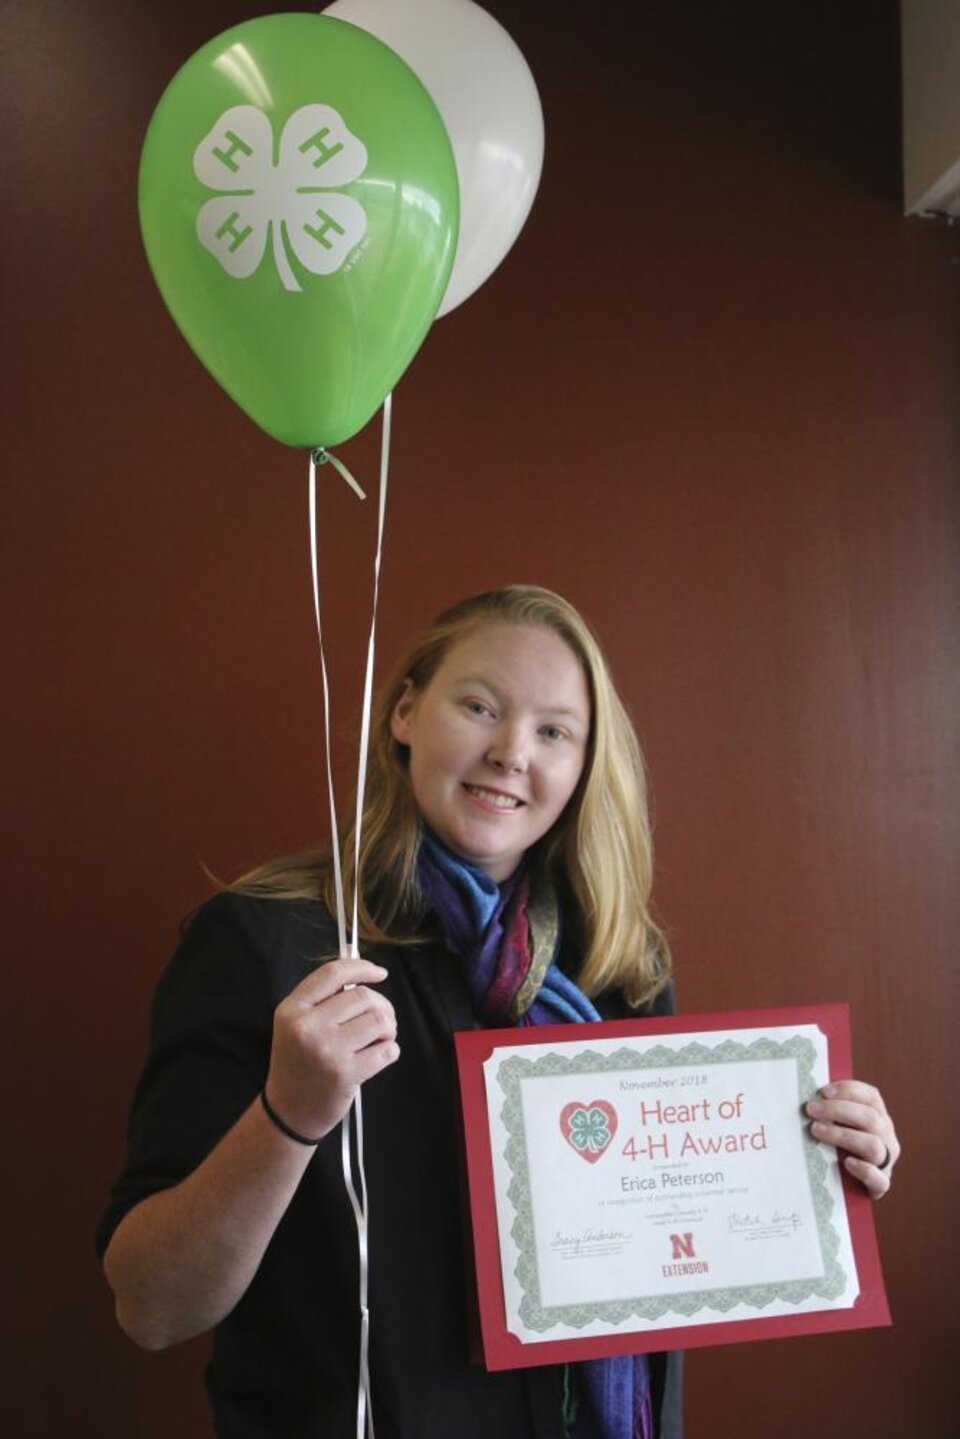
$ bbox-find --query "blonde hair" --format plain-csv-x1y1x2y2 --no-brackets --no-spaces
233,586,670,1007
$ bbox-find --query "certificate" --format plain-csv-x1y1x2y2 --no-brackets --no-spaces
455,1005,889,1368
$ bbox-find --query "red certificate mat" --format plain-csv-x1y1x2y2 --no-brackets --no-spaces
455,1003,890,1369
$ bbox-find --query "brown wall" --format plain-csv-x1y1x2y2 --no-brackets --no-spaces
5,2,957,1434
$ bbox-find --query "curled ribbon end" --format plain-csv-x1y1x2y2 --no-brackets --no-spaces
311,446,367,501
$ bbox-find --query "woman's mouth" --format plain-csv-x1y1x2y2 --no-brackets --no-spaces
462,784,524,811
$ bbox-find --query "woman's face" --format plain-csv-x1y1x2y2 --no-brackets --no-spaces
391,622,591,881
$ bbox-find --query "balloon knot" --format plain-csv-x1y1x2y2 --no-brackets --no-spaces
309,445,366,500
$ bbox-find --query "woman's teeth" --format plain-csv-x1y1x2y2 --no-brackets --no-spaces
465,785,521,810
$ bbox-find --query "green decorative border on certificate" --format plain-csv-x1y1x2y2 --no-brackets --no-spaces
496,1036,847,1333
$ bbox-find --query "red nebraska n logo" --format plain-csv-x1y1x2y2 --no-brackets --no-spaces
670,1233,695,1260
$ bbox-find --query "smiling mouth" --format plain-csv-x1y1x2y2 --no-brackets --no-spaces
463,784,525,811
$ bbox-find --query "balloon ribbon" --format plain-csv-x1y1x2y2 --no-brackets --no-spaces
311,445,367,501
307,394,392,1439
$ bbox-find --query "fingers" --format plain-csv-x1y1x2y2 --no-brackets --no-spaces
280,982,397,1067
839,1151,894,1199
806,1078,900,1200
266,957,400,1141
337,996,399,1053
277,964,399,1052
311,983,395,1033
351,1034,401,1085
282,958,389,1011
817,1080,888,1114
807,1114,889,1167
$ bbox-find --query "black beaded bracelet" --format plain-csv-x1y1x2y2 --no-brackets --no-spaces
260,1090,322,1146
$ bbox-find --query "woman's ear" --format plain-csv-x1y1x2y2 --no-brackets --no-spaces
390,678,417,745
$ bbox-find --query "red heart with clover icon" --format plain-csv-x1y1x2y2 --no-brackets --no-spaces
559,1100,618,1164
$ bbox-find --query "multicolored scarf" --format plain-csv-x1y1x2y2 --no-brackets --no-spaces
417,831,654,1439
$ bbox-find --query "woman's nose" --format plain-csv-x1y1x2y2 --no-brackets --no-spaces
486,728,528,773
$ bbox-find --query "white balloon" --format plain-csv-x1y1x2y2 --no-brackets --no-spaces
323,0,543,316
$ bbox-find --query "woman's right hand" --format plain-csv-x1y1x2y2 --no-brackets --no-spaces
264,958,399,1143
104,957,398,1350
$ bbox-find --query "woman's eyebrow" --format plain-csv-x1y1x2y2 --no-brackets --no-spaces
451,672,500,692
451,675,588,724
537,706,589,730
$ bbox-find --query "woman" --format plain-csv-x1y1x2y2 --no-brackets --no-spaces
98,585,899,1439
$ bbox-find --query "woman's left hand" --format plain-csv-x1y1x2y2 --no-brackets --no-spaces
805,1080,900,1199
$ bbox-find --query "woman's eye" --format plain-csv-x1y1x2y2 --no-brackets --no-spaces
464,699,493,717
540,725,565,741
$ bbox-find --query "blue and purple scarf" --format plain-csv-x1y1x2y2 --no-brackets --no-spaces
418,831,654,1439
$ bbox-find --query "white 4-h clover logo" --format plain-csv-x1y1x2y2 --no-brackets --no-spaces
193,104,368,292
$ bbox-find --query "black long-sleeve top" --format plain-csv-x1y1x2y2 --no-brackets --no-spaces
97,892,682,1439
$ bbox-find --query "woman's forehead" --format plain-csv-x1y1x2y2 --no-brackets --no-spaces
435,623,590,712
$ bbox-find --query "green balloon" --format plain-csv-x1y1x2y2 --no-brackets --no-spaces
139,14,459,447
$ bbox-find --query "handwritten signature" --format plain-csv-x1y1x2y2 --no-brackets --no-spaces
550,1228,633,1254
727,1210,803,1232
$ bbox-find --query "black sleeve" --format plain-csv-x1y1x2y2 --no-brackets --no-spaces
95,894,278,1259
